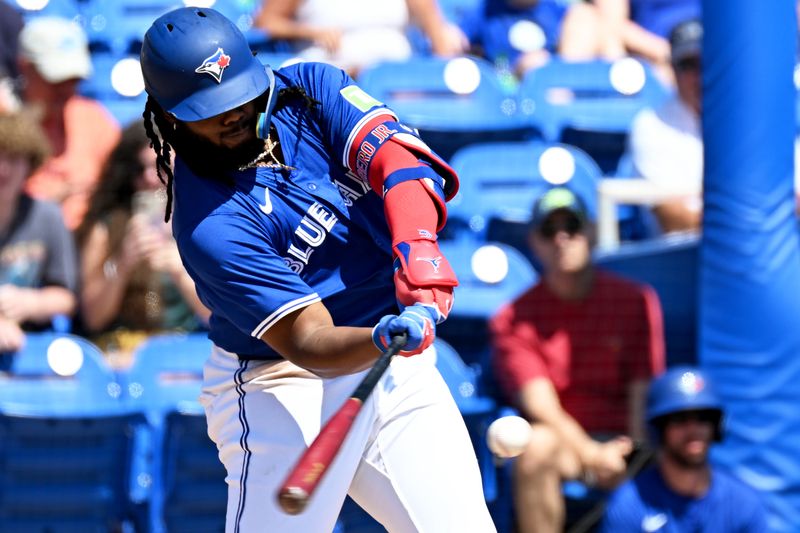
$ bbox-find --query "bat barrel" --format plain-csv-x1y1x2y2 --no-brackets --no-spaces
275,333,408,514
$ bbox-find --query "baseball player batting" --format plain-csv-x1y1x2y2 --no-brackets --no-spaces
139,7,496,533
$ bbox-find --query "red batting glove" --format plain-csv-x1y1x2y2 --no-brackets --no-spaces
393,240,458,324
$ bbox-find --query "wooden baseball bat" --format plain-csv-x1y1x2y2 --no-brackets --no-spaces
277,333,408,515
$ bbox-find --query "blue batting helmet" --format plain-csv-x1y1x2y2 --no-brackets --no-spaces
140,7,275,123
646,366,724,441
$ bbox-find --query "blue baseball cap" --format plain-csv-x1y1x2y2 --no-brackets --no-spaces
670,19,702,64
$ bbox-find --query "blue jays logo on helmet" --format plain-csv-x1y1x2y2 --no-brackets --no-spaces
677,371,705,396
195,47,231,83
646,366,724,442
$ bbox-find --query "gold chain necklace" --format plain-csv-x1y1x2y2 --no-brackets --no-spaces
238,136,293,171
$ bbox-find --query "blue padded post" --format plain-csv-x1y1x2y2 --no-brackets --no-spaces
701,0,800,529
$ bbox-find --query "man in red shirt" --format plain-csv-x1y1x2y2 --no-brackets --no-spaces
489,186,665,533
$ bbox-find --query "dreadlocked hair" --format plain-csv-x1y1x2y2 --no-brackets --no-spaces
274,85,321,114
142,96,176,222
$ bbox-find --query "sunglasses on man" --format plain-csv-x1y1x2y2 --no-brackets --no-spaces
676,56,701,72
538,215,584,239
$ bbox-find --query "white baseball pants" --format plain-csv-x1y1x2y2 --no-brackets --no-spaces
200,345,497,533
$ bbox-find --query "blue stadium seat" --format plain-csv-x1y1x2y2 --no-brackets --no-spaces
0,411,148,532
204,0,295,55
208,0,260,28
12,0,81,20
79,49,147,126
124,332,218,532
445,140,601,258
160,404,227,533
0,332,122,414
357,55,539,160
435,337,496,415
437,0,483,25
83,0,155,50
0,333,146,532
434,338,499,502
79,0,180,56
125,332,212,418
518,58,669,174
437,239,538,372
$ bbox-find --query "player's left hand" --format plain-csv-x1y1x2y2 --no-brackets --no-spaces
372,303,436,356
393,240,457,324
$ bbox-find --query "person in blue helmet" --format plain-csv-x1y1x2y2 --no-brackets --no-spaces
138,6,496,533
599,366,768,532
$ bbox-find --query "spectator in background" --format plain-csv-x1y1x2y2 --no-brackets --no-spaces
0,109,78,354
460,0,614,76
0,1,24,112
594,0,701,85
600,366,769,532
254,0,468,76
629,18,800,235
74,123,210,369
627,19,703,234
489,186,665,533
17,17,120,231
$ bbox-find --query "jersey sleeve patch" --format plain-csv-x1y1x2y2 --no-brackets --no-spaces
340,85,383,113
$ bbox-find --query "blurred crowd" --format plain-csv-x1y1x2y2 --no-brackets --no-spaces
0,12,212,366
0,1,776,530
0,0,714,362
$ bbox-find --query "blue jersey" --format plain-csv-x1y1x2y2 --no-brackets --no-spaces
171,62,400,359
600,465,769,532
460,0,569,64
629,0,701,39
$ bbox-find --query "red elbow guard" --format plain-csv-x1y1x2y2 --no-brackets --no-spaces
347,116,460,232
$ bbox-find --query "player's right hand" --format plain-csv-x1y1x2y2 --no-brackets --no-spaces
371,303,436,357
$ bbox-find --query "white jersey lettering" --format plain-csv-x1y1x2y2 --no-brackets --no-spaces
296,218,325,247
285,202,339,275
307,202,338,231
283,258,304,273
335,180,365,206
287,244,314,265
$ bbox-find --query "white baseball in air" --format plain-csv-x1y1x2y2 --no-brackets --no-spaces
487,416,532,458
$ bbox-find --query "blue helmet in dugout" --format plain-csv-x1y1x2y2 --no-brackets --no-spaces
646,366,724,442
140,7,277,135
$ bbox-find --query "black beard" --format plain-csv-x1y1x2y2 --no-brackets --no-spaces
663,444,708,470
170,122,265,181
